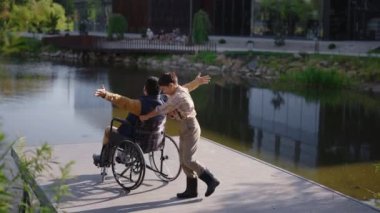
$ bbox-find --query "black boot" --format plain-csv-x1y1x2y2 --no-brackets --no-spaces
177,177,198,199
93,154,101,167
93,145,108,167
199,169,220,197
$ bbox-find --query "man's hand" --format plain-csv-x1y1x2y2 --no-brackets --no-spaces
94,85,107,98
195,73,211,86
139,115,149,121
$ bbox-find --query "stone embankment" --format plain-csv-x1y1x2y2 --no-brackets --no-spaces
40,50,278,85
40,48,380,92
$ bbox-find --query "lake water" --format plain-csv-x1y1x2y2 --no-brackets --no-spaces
0,59,379,205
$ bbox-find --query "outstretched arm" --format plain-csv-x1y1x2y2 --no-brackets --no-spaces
182,73,211,92
139,109,159,122
94,85,142,115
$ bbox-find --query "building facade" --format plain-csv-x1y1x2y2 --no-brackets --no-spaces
321,0,380,40
111,0,380,40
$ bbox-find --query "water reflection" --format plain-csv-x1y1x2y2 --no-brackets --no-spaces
248,88,320,167
192,82,380,200
194,84,380,167
0,61,111,145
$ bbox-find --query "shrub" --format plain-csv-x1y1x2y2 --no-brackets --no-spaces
107,13,128,40
274,34,285,47
218,39,226,44
192,10,211,44
79,20,88,35
0,36,42,56
328,43,336,49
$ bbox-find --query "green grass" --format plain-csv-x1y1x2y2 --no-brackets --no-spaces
276,67,354,90
192,51,217,65
368,47,380,54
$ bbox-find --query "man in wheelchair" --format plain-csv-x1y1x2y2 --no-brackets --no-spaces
93,74,211,167
93,76,165,167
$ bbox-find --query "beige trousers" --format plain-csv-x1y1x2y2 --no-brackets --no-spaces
102,126,117,145
179,117,205,178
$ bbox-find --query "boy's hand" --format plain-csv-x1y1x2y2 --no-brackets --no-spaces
195,73,211,85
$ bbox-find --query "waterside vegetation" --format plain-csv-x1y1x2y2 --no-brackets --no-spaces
0,130,73,212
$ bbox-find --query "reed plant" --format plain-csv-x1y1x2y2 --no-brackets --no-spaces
277,67,353,90
0,130,73,212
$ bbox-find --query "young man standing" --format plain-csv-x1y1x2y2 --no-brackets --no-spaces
140,72,220,198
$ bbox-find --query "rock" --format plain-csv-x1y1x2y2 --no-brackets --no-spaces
239,67,250,73
123,58,131,65
231,59,244,71
245,72,254,79
254,71,262,77
171,55,180,61
178,57,189,64
221,65,227,73
206,65,221,73
319,60,329,67
293,53,302,59
247,59,258,71
194,63,203,69
216,54,227,64
346,70,357,77
162,60,171,67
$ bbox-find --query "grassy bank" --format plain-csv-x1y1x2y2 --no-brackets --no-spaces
221,51,380,91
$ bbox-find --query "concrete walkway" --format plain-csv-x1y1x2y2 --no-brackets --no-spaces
209,35,380,56
34,137,379,213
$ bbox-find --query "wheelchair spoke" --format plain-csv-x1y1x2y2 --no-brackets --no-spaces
149,135,181,182
119,167,131,177
112,140,146,191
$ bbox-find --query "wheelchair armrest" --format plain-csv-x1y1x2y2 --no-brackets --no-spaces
110,117,131,129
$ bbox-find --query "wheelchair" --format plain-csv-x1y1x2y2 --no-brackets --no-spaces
97,117,181,192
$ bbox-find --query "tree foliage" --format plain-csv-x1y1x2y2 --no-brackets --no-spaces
192,9,211,44
88,0,101,31
260,0,315,36
107,13,127,40
6,0,67,33
0,0,67,55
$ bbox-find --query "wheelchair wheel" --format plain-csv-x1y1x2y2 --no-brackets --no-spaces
149,135,181,182
112,140,146,191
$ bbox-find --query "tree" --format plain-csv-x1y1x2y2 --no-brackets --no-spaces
107,13,127,40
0,0,68,55
192,9,211,44
6,0,67,33
260,0,314,36
56,0,75,31
88,0,101,31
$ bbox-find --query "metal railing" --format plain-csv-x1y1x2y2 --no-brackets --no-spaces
42,35,216,54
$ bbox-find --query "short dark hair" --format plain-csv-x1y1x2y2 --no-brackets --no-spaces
158,72,178,86
145,76,160,96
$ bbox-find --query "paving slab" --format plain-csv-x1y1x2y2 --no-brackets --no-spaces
33,137,379,213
